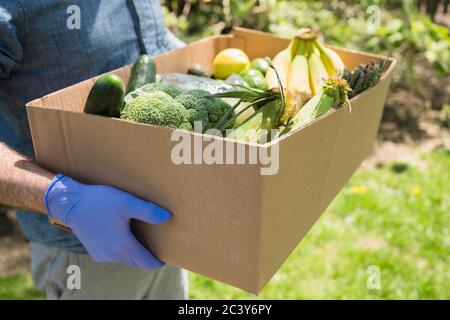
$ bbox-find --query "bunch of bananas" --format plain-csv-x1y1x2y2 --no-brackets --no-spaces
266,28,345,109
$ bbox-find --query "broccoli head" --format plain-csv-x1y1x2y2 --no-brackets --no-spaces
138,82,185,98
121,90,192,130
175,89,233,131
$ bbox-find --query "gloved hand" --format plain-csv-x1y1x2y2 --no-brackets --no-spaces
44,174,171,269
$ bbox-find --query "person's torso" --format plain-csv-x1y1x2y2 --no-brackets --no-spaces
0,0,182,251
1,0,178,155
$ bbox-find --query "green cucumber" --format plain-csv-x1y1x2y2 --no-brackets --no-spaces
126,55,157,93
84,73,125,118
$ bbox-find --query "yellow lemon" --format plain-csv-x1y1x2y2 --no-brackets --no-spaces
213,48,250,80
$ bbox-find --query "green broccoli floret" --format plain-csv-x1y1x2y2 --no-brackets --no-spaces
138,82,185,98
121,90,192,130
175,89,233,130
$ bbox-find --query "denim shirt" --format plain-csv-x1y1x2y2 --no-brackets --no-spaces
0,0,184,253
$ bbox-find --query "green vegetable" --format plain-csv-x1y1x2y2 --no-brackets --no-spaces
250,58,270,75
227,99,283,143
239,68,268,90
84,73,125,117
212,62,351,142
342,59,389,98
283,78,351,134
175,89,233,131
124,82,185,103
120,90,192,130
233,105,256,128
126,55,157,93
210,58,285,132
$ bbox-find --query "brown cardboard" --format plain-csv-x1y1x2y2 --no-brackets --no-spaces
26,28,396,293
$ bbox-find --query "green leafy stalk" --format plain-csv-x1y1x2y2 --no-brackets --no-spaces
206,57,289,138
213,98,242,130
218,97,276,131
265,57,286,112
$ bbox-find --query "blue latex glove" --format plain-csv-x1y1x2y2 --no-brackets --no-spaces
44,174,171,269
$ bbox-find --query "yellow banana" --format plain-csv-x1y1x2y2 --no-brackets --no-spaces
308,48,329,96
265,48,292,89
314,40,345,78
265,36,300,89
286,42,311,109
323,47,345,77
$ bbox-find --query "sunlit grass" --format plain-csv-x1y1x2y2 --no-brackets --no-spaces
0,273,44,300
189,150,450,299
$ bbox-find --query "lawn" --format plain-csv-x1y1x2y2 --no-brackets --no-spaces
1,150,449,300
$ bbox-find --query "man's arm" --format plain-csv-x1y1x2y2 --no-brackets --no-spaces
0,142,54,213
0,141,171,269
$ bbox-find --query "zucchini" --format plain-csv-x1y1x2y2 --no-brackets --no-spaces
126,55,157,93
84,73,125,118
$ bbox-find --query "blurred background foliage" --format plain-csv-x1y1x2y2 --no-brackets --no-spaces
162,0,450,94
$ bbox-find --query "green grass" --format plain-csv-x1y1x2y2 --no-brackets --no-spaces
1,150,449,300
189,150,450,299
0,274,44,300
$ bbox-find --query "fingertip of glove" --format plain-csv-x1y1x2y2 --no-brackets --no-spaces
129,199,172,224
152,206,172,224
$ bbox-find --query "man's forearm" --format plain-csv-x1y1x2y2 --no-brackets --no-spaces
0,142,54,213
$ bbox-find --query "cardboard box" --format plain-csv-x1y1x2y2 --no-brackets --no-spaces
26,28,396,293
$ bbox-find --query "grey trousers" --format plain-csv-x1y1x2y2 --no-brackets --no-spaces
30,242,188,300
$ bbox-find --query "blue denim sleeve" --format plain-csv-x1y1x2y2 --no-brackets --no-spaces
163,27,186,50
0,4,23,79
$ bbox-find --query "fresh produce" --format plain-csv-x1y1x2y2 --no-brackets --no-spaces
187,63,213,78
123,83,233,132
307,48,329,96
232,105,256,128
126,55,157,93
286,41,311,112
109,27,383,144
266,28,346,108
84,73,125,117
239,68,268,90
121,91,192,130
210,83,281,132
213,48,250,80
175,89,233,131
265,45,294,92
343,59,389,99
250,58,270,75
227,99,283,143
210,59,289,143
210,57,352,143
282,78,351,134
315,43,345,78
125,82,185,103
